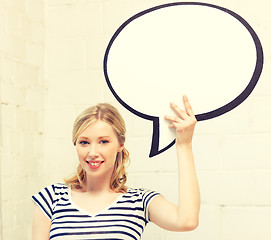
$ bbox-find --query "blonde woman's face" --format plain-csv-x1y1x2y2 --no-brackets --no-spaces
75,120,124,179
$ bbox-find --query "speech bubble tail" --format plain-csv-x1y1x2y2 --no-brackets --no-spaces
149,117,175,157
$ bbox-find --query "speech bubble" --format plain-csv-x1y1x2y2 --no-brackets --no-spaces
103,2,263,157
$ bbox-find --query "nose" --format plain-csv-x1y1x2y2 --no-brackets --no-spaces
87,144,99,159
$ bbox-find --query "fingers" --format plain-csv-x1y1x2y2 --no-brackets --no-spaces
169,95,195,120
183,95,194,117
170,102,187,120
164,115,181,123
164,95,196,125
164,95,196,145
168,122,177,129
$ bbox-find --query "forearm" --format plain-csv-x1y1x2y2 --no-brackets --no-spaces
159,95,199,231
176,143,200,227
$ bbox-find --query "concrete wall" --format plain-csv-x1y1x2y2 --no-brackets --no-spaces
0,0,271,239
0,0,44,239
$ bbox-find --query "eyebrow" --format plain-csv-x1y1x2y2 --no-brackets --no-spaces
78,136,110,139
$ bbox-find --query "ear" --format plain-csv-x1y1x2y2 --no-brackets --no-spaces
118,143,124,152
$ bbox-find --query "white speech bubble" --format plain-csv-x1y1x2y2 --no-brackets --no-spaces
104,2,263,157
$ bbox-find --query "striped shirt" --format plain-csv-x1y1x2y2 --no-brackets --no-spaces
32,183,159,239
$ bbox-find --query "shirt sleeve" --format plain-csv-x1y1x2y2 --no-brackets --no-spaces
31,184,56,220
141,189,160,222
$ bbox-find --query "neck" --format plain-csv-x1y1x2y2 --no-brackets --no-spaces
84,174,112,194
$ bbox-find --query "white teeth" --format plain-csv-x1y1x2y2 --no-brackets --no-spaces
88,162,102,166
91,162,99,166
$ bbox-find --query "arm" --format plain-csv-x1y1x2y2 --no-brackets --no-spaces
148,95,200,232
32,204,51,240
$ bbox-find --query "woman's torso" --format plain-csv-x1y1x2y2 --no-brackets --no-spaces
32,183,159,240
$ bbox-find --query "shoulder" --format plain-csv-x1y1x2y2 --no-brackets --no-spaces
51,183,68,194
31,183,68,220
123,188,160,222
32,183,68,204
125,187,160,203
127,187,159,195
41,183,67,194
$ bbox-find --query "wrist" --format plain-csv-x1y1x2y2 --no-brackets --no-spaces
176,140,193,149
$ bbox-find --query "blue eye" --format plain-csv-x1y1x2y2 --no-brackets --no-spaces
100,140,109,144
79,141,89,145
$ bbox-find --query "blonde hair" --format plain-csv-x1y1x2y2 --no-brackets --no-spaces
65,103,130,193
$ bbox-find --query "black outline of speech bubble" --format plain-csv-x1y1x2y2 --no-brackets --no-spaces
103,2,264,157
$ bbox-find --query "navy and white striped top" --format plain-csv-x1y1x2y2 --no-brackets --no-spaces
32,183,159,239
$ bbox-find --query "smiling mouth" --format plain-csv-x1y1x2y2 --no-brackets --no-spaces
86,161,104,168
87,161,103,166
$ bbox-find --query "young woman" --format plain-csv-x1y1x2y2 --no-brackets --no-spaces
32,95,200,240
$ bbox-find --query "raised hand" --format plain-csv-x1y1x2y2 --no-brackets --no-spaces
164,95,197,146
149,95,200,231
